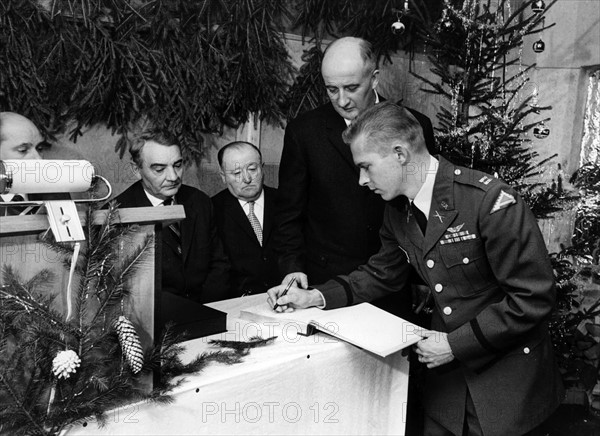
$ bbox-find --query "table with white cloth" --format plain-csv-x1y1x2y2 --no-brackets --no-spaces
65,294,410,435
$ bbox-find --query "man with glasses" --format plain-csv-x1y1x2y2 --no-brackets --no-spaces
212,141,279,297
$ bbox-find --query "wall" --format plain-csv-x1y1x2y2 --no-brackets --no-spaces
522,0,600,176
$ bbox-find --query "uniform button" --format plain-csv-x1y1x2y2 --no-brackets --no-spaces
434,283,443,293
426,259,435,268
454,169,461,176
443,306,452,316
523,347,530,354
462,257,469,264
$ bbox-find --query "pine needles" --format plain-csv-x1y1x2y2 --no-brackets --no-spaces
0,203,274,435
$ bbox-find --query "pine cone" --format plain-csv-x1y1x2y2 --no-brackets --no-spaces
52,349,81,380
114,316,144,374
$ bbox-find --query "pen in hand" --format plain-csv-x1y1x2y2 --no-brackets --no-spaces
273,277,296,310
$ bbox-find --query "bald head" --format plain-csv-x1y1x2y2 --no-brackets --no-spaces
0,112,44,160
321,37,379,121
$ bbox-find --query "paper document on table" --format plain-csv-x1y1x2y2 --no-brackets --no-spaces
239,302,424,357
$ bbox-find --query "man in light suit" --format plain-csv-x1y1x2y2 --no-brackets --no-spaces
269,102,564,436
212,141,279,297
114,130,230,303
273,36,434,301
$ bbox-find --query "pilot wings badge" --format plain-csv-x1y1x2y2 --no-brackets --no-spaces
441,222,476,245
447,223,464,233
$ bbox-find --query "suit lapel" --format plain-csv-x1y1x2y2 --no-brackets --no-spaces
228,193,260,243
423,157,458,255
325,105,358,174
175,188,194,262
262,188,274,244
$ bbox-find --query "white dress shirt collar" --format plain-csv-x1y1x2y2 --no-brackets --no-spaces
144,190,169,207
239,190,265,227
412,155,439,220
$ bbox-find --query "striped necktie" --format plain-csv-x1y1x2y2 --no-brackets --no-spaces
247,201,263,246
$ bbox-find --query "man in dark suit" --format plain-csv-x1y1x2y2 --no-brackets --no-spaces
274,36,435,294
269,102,564,436
114,130,230,303
212,141,280,297
0,112,68,215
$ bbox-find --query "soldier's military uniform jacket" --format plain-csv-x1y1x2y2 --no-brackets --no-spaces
318,156,564,436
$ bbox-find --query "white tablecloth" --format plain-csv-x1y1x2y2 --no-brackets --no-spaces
65,295,409,435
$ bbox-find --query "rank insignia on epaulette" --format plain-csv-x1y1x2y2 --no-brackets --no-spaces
440,225,476,244
479,176,493,185
490,190,516,214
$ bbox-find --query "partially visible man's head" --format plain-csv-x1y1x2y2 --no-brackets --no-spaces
218,141,264,202
129,130,183,200
342,101,427,201
321,37,379,121
0,112,45,160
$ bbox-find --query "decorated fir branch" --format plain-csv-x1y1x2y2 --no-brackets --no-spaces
0,204,275,436
411,0,562,218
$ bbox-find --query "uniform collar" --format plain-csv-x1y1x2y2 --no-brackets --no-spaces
412,155,439,219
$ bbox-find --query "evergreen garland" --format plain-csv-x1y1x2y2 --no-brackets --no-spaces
0,204,275,435
0,0,295,159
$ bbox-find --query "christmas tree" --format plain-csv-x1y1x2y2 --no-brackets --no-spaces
412,0,559,217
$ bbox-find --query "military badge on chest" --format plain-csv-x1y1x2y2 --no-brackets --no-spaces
440,222,477,245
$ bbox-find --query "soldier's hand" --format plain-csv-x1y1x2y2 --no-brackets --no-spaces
414,330,455,369
281,272,308,289
267,285,323,313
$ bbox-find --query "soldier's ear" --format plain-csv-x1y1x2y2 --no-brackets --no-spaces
393,143,409,164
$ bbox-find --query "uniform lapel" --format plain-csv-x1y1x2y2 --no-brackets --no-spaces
399,198,426,248
423,157,458,256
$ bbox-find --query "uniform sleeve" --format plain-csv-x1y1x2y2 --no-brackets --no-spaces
318,206,412,309
273,124,309,276
448,185,556,372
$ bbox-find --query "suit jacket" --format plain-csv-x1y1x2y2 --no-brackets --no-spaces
212,186,280,297
318,156,564,436
274,100,435,285
114,181,230,303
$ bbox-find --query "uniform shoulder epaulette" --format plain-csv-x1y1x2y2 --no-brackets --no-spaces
452,166,503,192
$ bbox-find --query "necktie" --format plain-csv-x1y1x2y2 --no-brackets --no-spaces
411,202,428,235
163,197,182,256
3,194,26,217
247,201,263,246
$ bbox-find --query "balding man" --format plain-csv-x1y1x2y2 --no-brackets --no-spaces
0,112,63,215
0,112,47,161
212,141,280,297
273,37,434,309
